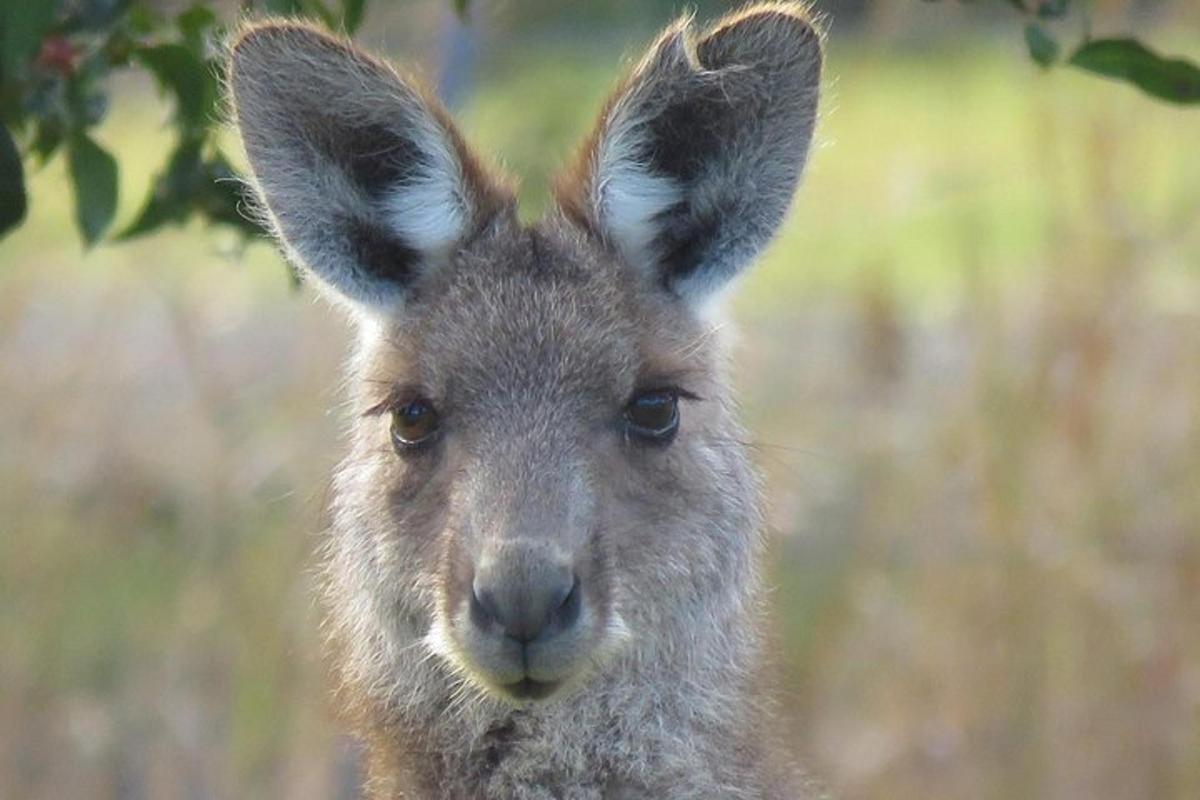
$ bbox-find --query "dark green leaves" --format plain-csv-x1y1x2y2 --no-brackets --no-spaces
1024,25,1059,69
1034,0,1069,20
264,0,332,28
341,0,366,33
134,43,218,130
1,2,63,80
177,5,218,50
201,152,260,235
264,0,368,31
116,5,260,241
1069,39,1200,105
118,137,204,240
118,137,260,240
67,132,118,246
0,124,27,239
924,0,1200,105
1,0,376,248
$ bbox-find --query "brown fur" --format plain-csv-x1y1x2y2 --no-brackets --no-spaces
228,4,823,797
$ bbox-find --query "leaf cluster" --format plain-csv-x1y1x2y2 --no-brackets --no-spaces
0,0,366,244
927,0,1200,104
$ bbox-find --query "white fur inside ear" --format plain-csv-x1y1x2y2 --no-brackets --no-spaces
596,130,682,269
382,135,467,258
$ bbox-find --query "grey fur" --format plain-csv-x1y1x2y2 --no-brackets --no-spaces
228,4,823,798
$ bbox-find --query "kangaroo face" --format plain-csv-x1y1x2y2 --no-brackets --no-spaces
229,6,820,703
350,222,744,700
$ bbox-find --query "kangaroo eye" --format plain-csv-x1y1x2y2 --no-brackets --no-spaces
624,389,680,443
391,399,440,451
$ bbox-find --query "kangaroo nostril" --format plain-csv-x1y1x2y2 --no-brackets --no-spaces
555,575,582,631
470,580,501,630
469,565,583,645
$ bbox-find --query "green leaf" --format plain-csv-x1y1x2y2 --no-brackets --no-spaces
265,0,335,27
134,43,218,131
1069,38,1200,104
30,120,64,163
126,4,159,35
177,4,218,50
1024,24,1059,69
0,124,28,239
341,0,366,32
264,0,302,14
200,151,264,236
67,132,118,246
454,0,470,18
1,1,62,79
120,140,265,240
262,0,336,27
1036,0,1069,20
71,0,132,28
117,137,205,240
301,0,337,28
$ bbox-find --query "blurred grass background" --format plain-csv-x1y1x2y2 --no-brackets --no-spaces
3,1,1199,798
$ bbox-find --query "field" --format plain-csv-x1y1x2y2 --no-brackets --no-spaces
2,10,1199,800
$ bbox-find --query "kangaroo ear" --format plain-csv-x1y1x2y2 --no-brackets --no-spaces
229,23,512,312
555,3,822,305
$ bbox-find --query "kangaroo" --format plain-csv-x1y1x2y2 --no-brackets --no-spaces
228,3,822,797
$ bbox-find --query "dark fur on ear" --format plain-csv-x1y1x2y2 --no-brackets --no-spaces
228,22,514,311
555,2,823,304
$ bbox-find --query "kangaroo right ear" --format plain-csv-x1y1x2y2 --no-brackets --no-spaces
555,3,822,306
229,23,512,312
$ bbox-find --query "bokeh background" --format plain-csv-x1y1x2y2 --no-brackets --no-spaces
3,1,1199,797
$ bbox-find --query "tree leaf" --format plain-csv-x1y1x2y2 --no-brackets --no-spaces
200,151,264,236
120,139,265,240
134,43,218,131
341,0,366,32
67,132,118,246
70,0,133,29
453,0,470,20
0,124,28,239
1,1,62,80
301,0,337,28
117,137,205,240
30,120,64,163
1036,0,1069,20
1024,24,1059,69
1069,38,1200,104
264,0,302,14
262,0,337,27
177,4,218,50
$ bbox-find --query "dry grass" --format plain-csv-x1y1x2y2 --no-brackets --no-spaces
2,18,1198,800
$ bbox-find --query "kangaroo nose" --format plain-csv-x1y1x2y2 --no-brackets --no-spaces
470,562,581,644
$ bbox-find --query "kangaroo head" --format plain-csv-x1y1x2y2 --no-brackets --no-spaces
229,5,821,705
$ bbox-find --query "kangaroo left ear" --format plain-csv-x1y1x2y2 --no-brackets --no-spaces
555,3,822,305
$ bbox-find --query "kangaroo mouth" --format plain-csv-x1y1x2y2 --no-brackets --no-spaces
501,677,560,702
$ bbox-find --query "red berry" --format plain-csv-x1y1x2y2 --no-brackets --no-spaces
37,35,78,77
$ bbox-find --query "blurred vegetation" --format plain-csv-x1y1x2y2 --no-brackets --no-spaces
931,0,1200,102
2,1,1199,799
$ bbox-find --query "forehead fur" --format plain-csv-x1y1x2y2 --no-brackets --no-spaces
354,217,722,414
